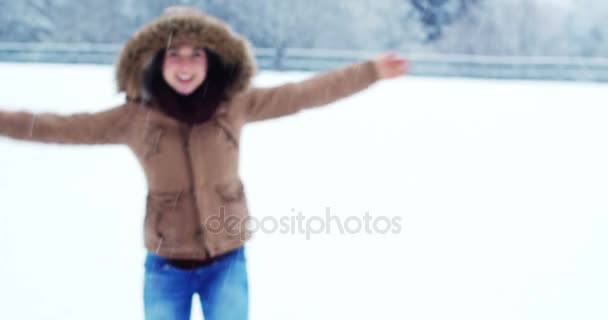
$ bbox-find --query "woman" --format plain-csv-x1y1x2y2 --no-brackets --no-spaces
0,6,407,320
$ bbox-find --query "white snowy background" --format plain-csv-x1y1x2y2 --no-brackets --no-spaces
0,63,607,320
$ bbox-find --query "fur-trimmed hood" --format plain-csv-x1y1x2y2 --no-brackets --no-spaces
115,6,257,102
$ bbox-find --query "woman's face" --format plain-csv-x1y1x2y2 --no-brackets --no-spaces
162,44,208,95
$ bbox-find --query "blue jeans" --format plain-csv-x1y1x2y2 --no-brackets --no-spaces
143,246,248,320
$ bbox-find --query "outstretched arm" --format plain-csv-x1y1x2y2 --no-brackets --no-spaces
239,51,408,123
0,103,136,145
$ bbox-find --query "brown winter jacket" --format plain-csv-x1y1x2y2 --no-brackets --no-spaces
0,7,380,259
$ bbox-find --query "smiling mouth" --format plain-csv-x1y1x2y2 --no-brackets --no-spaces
177,74,194,82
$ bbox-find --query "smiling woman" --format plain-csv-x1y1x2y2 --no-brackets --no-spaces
0,5,405,320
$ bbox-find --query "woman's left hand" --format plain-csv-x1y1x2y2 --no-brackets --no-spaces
373,51,409,80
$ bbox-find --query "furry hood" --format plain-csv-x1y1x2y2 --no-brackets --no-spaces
115,6,257,102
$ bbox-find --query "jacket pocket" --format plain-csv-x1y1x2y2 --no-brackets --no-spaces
213,179,248,239
215,178,245,202
145,190,196,243
143,196,163,240
142,125,165,161
212,117,239,148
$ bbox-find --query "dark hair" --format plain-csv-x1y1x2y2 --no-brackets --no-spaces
143,47,236,124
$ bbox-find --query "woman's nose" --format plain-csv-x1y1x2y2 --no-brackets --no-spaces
176,57,197,68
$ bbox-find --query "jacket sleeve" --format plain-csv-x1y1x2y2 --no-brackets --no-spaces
241,59,380,123
0,103,136,145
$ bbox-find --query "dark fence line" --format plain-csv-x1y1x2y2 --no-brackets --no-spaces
1,42,608,82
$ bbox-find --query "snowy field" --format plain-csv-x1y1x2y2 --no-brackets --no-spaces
0,62,607,320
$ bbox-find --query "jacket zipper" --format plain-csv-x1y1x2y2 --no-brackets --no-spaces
181,123,210,258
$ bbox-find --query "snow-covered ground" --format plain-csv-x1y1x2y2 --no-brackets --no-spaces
0,62,607,320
